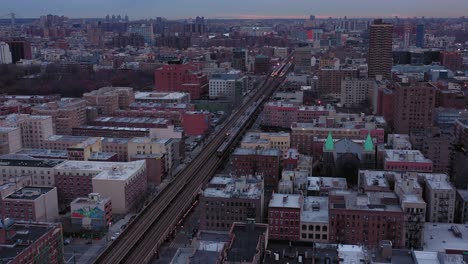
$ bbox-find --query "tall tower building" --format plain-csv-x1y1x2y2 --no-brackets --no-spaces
232,48,248,72
416,24,425,48
0,42,13,64
368,19,393,80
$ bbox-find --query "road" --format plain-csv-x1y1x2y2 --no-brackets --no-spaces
93,57,292,264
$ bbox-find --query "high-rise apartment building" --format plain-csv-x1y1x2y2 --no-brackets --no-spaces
294,46,313,72
154,63,208,100
340,78,376,108
83,86,135,115
319,68,359,98
128,24,154,44
416,24,425,48
232,48,248,72
393,82,436,134
0,114,54,149
5,40,32,63
368,19,393,80
31,98,87,135
440,51,464,72
0,42,12,64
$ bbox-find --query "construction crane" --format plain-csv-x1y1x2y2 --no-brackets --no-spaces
0,13,15,25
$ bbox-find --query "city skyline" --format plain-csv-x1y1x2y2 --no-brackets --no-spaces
2,0,468,19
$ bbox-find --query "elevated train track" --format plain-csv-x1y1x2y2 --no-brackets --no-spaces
94,55,293,264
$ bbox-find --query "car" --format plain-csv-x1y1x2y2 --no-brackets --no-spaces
85,240,92,244
64,238,71,245
110,236,117,241
114,232,120,236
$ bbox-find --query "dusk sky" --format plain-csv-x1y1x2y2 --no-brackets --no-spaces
3,0,468,19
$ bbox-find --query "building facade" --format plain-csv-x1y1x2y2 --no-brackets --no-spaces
368,19,394,80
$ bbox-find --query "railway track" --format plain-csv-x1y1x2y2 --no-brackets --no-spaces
94,57,292,264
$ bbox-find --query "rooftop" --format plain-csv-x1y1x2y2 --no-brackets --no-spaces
75,125,149,132
225,222,268,263
89,152,117,160
4,186,55,200
330,190,402,212
101,137,130,144
203,176,263,199
46,135,101,149
301,196,329,223
0,155,64,168
337,244,365,264
71,194,110,206
384,149,432,163
307,176,347,191
129,102,192,110
424,173,454,190
17,148,68,159
233,148,281,157
423,223,468,252
269,193,301,209
54,160,146,181
135,92,189,101
129,137,172,145
0,221,62,261
94,116,170,125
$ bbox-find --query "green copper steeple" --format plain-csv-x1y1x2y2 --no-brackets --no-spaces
364,133,374,151
325,131,334,151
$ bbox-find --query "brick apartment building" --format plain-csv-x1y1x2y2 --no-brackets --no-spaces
328,190,405,248
199,175,264,231
31,98,87,135
393,82,437,134
268,193,302,241
154,63,208,100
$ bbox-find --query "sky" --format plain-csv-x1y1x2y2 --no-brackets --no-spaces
2,0,468,19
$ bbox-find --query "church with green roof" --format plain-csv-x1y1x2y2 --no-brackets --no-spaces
322,132,376,185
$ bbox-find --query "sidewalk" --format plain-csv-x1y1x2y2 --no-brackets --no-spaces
77,213,135,264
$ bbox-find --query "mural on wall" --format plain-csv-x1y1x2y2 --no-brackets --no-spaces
71,206,105,219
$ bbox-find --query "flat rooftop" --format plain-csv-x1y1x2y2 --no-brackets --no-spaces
330,190,402,212
71,196,110,206
17,148,68,159
46,135,92,143
129,137,172,145
384,149,432,163
269,193,301,209
5,186,55,200
203,176,263,199
89,152,117,160
423,223,468,252
101,137,130,144
225,223,268,263
233,147,280,157
0,154,64,168
337,245,365,264
423,174,454,190
94,116,170,125
0,222,61,261
135,92,189,101
75,125,149,132
307,176,347,191
55,160,146,181
301,196,329,223
129,102,192,110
